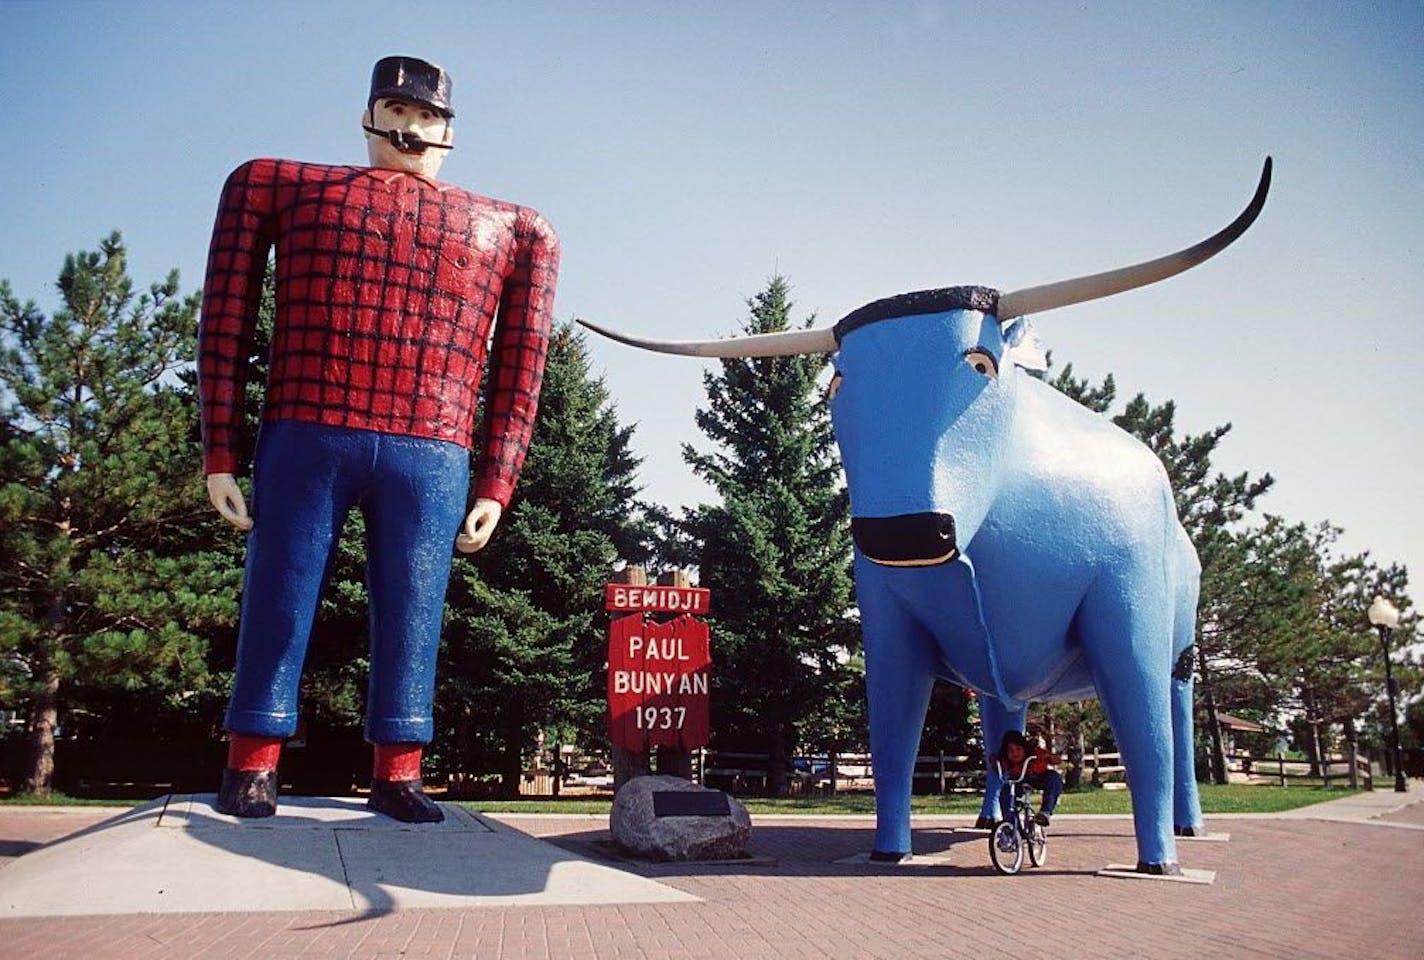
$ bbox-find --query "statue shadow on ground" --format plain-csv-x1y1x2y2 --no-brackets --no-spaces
0,794,691,925
543,822,1103,882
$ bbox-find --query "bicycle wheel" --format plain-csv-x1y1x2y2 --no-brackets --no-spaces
989,820,1024,875
1028,818,1048,867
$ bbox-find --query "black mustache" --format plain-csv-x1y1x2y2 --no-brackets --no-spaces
362,125,453,153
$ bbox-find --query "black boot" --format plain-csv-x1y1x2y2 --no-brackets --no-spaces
215,767,278,818
368,778,444,823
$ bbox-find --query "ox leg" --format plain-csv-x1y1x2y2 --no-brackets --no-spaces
1172,657,1205,835
977,696,1026,828
859,574,938,860
1172,566,1205,835
1079,581,1180,874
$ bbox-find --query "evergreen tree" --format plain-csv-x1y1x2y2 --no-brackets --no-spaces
0,233,232,794
1195,517,1324,773
1047,360,1116,414
675,276,858,795
1281,540,1415,772
437,324,647,796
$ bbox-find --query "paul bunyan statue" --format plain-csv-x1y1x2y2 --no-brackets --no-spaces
199,56,559,822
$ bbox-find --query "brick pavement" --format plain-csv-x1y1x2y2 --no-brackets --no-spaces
0,806,129,864
1,803,1421,959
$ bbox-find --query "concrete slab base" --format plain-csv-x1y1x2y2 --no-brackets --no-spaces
1176,831,1231,842
833,851,956,867
0,794,697,917
1097,863,1215,884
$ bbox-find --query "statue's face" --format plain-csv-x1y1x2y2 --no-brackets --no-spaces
363,97,453,178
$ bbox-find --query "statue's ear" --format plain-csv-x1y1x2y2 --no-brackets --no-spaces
1003,319,1048,372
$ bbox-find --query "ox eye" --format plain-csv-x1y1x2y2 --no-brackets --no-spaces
827,373,844,401
965,349,999,380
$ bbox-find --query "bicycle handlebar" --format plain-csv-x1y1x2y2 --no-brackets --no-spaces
993,760,1034,785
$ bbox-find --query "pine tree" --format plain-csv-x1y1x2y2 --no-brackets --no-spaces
0,233,230,795
1283,538,1414,773
676,277,858,795
437,324,648,796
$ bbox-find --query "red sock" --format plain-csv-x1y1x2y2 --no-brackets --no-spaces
373,743,423,782
227,735,282,771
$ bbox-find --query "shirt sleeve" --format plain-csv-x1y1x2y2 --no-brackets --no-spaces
473,206,560,507
198,159,280,475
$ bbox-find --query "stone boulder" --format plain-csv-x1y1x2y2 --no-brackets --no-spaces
610,775,751,861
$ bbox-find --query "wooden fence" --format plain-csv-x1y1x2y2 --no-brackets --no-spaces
1226,751,1374,789
1083,750,1126,783
698,750,986,794
703,748,1374,795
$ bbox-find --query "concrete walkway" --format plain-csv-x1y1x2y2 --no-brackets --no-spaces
1271,777,1424,827
0,794,694,918
1,785,1422,959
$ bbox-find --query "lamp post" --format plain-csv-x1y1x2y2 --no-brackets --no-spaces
1367,595,1408,793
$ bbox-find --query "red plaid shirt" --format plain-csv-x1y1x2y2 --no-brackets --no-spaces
199,158,559,507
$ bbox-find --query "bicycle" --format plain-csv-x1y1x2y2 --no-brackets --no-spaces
989,760,1048,875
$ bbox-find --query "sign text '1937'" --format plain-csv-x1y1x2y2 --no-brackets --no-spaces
635,705,687,731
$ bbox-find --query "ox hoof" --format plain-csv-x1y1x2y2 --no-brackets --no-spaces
869,849,912,864
1135,861,1183,876
215,767,278,818
369,778,445,823
973,816,996,830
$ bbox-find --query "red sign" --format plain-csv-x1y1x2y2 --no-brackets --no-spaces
604,583,711,615
607,614,711,751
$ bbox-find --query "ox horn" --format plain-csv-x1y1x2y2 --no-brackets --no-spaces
579,159,1270,357
996,157,1272,322
575,318,838,358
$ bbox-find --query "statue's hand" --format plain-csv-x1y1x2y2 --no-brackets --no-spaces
456,498,503,554
207,473,254,531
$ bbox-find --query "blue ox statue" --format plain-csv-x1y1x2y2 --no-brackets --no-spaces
583,160,1271,875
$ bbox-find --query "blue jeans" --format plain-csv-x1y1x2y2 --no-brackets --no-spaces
224,421,469,744
1000,769,1064,820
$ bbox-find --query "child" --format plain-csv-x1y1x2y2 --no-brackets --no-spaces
996,729,1064,825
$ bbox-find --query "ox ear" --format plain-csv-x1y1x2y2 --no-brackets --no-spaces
1002,319,1048,372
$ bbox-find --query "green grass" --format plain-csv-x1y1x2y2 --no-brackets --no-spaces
0,792,146,807
452,783,1359,816
1,783,1358,815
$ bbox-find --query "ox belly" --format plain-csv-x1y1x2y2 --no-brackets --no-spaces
960,530,1102,704
854,553,1089,707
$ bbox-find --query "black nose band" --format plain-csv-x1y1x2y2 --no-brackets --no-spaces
363,124,453,153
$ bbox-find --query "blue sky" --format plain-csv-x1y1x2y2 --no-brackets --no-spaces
2,1,1421,600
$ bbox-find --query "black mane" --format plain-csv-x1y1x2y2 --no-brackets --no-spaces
832,286,1000,343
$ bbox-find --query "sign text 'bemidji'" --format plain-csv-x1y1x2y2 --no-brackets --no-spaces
604,584,711,615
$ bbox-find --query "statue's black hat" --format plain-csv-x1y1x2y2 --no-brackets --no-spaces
369,56,454,118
